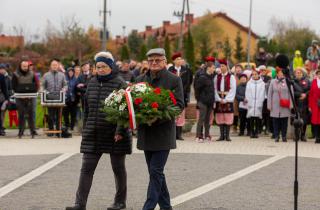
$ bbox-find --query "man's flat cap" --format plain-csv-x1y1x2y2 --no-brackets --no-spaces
146,48,166,57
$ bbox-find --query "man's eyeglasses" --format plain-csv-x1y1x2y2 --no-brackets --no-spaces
147,58,165,64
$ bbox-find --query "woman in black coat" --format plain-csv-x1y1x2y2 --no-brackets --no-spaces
66,52,132,210
293,68,311,141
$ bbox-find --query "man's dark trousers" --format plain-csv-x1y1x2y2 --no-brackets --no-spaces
143,150,171,210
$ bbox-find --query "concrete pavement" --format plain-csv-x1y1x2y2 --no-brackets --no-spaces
0,130,319,210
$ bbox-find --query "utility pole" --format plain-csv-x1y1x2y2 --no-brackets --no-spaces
186,0,191,32
173,0,186,51
101,0,111,51
246,0,253,69
122,26,126,37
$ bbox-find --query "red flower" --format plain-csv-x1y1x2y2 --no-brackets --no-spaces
153,87,161,95
169,92,177,105
151,102,159,109
134,98,143,105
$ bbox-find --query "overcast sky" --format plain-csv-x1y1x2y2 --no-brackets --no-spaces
1,0,320,41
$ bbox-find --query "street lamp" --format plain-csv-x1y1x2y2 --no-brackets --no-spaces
246,0,253,69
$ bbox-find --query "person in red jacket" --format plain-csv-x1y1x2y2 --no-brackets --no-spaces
308,68,320,143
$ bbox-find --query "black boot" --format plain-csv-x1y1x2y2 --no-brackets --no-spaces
301,133,307,142
176,126,184,140
225,125,231,141
65,205,86,210
107,202,126,210
216,125,225,141
18,130,24,139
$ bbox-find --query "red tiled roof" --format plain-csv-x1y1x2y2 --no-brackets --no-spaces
131,12,259,40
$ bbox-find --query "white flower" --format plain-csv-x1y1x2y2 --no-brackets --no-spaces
119,103,127,111
105,91,117,105
131,83,149,93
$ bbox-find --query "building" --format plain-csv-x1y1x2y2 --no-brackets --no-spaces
0,34,24,49
114,12,259,62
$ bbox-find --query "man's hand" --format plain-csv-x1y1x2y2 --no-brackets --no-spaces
114,134,123,142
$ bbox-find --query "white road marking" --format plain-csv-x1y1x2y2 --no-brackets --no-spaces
168,155,286,208
0,153,75,198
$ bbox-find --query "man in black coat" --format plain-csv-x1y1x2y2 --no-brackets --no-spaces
136,48,184,210
76,62,92,111
194,64,215,141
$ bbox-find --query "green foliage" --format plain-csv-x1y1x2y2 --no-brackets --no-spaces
199,35,212,62
223,37,232,59
120,44,130,60
127,30,144,59
25,43,47,55
183,31,195,71
146,36,159,49
138,43,147,61
234,31,245,62
164,36,172,63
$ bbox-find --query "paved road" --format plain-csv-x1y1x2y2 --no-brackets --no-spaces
0,130,319,210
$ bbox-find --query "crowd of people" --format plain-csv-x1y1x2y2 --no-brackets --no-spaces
0,40,320,144
193,41,320,144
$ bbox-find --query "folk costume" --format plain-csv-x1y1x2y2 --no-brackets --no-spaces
214,59,236,141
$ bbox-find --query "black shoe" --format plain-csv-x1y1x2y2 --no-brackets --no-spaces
301,136,307,142
107,203,126,210
254,134,259,138
32,130,38,135
238,132,244,136
65,205,86,210
275,137,279,142
47,133,53,137
315,139,320,144
282,137,287,142
271,134,275,139
0,130,5,136
160,208,173,210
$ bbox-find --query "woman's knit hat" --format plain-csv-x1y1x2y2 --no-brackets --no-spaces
94,51,114,69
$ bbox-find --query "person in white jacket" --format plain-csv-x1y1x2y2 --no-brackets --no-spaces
245,69,266,138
